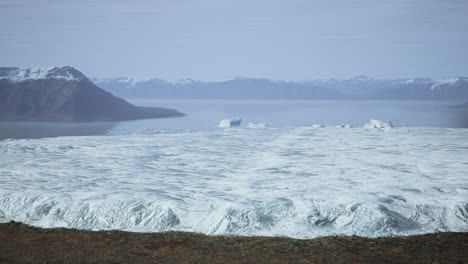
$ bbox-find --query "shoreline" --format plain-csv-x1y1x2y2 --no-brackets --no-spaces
1,221,466,264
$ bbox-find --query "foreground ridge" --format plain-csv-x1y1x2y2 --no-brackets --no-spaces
0,221,466,264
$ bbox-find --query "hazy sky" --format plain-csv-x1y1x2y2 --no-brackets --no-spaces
1,0,467,81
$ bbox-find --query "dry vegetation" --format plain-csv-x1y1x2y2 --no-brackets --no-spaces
0,221,466,264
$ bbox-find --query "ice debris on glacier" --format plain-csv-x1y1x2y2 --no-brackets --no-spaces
363,119,393,129
218,118,242,128
0,194,467,238
247,122,268,129
1,126,467,238
311,124,352,128
336,124,353,128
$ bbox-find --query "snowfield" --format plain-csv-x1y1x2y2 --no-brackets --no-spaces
0,66,82,82
0,126,467,238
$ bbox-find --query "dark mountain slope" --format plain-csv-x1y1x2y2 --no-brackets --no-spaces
0,66,184,122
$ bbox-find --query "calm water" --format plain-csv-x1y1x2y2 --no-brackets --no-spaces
0,99,466,139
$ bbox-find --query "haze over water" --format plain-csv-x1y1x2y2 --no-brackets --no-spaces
0,99,465,140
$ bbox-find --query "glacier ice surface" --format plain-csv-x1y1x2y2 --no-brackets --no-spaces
247,122,268,129
0,126,467,238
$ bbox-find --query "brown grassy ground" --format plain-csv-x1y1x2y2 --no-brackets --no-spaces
0,221,466,264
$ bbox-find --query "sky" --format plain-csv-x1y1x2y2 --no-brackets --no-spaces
1,0,467,81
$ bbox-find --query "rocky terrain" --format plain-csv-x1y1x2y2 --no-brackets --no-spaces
0,222,466,264
0,67,184,122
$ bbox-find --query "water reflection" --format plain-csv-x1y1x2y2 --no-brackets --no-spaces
1,100,467,140
0,122,116,140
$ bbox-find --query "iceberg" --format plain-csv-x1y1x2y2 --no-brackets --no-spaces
218,118,242,128
336,124,352,128
363,119,393,129
247,122,268,129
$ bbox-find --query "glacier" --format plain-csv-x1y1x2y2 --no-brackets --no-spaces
0,126,467,238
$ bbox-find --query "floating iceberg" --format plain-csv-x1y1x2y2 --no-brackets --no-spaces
247,122,268,129
363,119,393,129
336,124,352,128
218,118,242,128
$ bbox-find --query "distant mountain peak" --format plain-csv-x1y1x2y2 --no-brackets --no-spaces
0,66,87,83
91,76,134,84
173,78,197,84
352,75,371,81
93,74,468,101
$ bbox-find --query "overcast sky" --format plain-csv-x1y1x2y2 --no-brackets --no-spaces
1,0,467,81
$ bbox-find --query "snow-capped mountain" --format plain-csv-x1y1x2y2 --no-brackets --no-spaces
92,76,468,101
0,66,87,83
0,66,184,122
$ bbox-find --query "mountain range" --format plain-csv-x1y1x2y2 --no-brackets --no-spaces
1,66,466,122
0,67,184,122
92,76,468,101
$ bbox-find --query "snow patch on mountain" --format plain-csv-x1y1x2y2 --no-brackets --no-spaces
0,66,85,82
430,78,461,90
